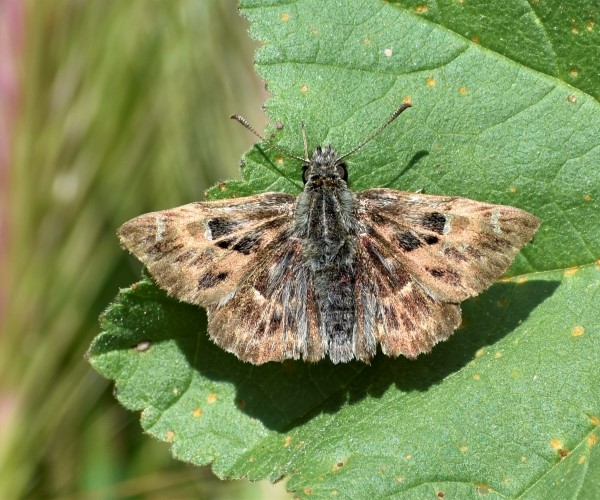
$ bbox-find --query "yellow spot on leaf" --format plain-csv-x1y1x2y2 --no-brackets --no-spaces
284,435,293,447
460,445,468,453
304,487,313,495
567,94,577,104
281,13,290,22
332,460,346,472
572,26,579,34
584,194,592,201
193,407,202,418
502,476,510,484
476,484,491,494
173,387,179,396
564,267,579,277
395,475,404,483
471,35,480,44
475,348,485,358
405,453,413,459
207,392,217,403
403,95,413,104
415,5,429,14
578,455,586,464
521,456,527,463
459,86,468,95
165,430,175,442
551,439,569,458
517,276,528,284
494,352,503,359
364,38,372,44
589,415,600,426
472,374,481,381
588,434,598,447
331,489,338,496
276,156,284,165
384,48,393,57
311,28,319,35
426,77,436,87
572,326,584,337
300,85,309,93
586,21,595,31
569,68,579,78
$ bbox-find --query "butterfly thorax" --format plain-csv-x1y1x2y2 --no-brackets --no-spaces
293,145,359,362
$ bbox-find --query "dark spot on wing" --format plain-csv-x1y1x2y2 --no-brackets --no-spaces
420,212,446,234
216,238,234,250
427,267,461,285
207,218,239,239
198,270,228,289
232,233,261,255
396,231,422,252
422,234,439,245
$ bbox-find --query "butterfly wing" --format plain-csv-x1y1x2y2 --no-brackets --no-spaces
354,188,539,358
118,192,322,364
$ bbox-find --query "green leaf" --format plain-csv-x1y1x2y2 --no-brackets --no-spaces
89,0,600,497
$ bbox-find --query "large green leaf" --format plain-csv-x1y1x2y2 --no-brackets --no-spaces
89,0,600,497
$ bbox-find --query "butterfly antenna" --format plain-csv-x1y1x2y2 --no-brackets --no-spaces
338,103,412,162
231,114,305,162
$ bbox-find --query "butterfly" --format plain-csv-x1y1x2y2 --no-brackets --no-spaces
118,104,539,364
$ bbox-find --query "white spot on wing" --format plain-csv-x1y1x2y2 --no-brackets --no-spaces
443,215,452,235
490,210,502,234
217,290,236,307
156,215,166,242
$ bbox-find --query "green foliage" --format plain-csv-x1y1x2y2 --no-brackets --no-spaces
89,0,599,497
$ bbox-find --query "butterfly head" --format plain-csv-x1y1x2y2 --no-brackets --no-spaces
302,145,348,186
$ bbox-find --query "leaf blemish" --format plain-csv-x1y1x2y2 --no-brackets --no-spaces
300,84,309,93
384,48,393,57
332,460,346,472
207,392,218,403
572,326,584,337
281,13,290,22
426,77,436,87
193,407,202,418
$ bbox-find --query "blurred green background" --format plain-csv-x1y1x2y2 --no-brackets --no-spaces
0,0,287,497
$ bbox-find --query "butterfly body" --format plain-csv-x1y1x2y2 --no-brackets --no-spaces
118,112,540,365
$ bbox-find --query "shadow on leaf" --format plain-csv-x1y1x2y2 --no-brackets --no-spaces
91,277,558,433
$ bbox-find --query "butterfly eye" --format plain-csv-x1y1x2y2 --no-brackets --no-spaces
302,164,310,184
336,163,348,182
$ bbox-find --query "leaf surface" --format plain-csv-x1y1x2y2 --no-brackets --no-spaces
90,0,600,497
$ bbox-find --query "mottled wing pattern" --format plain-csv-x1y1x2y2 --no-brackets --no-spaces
118,192,320,363
354,188,539,358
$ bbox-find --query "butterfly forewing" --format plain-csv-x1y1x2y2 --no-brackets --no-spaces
117,193,296,307
357,189,540,303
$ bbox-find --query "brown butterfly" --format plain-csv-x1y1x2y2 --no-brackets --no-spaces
118,104,539,364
